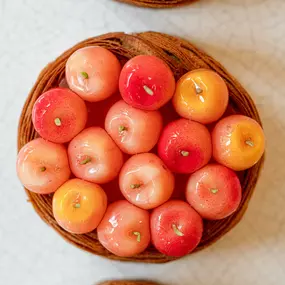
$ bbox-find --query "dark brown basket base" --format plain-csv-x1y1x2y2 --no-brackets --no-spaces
18,31,264,263
115,0,194,8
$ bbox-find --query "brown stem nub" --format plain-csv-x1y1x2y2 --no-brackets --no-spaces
180,150,189,157
130,183,141,189
245,140,254,147
40,166,46,172
80,156,92,165
133,231,141,242
118,125,127,133
54,118,61,127
172,224,184,236
80,71,89,79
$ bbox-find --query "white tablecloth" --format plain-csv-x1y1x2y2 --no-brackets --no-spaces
1,0,284,284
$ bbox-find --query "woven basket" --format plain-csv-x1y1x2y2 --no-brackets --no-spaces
115,0,193,8
98,281,161,285
18,32,264,263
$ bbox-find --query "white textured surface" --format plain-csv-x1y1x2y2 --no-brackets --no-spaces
0,0,285,284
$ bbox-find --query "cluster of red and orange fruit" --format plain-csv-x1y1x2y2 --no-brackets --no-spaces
17,46,265,258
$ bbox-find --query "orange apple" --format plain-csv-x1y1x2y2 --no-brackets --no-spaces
212,115,265,171
173,69,228,124
52,178,107,234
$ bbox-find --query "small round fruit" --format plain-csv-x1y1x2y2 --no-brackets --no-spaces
186,164,242,220
105,100,163,154
66,46,121,102
212,115,265,171
97,200,150,257
119,55,175,111
53,178,107,234
119,153,174,210
173,69,229,124
32,88,87,143
68,127,123,184
158,118,212,173
151,200,203,257
17,138,71,194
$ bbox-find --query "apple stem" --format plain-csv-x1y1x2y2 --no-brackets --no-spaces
193,81,203,94
245,140,254,147
54,118,62,127
210,188,219,194
130,183,141,189
81,71,89,79
143,85,154,96
74,203,81,209
40,166,46,172
118,125,127,133
180,150,189,157
172,224,184,236
133,231,141,242
80,156,92,165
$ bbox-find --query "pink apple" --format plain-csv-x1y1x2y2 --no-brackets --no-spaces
105,100,163,154
32,88,87,143
119,153,174,210
119,55,176,111
158,119,212,173
66,46,121,102
151,200,203,257
68,127,123,184
97,200,150,257
17,138,71,194
186,163,242,220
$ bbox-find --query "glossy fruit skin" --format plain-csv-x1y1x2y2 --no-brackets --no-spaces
52,178,107,234
97,200,150,257
173,69,229,124
32,88,87,143
150,200,203,257
105,100,163,154
119,55,176,111
66,46,121,102
17,138,71,194
212,115,265,171
158,118,212,174
68,127,124,184
119,153,174,209
186,163,242,220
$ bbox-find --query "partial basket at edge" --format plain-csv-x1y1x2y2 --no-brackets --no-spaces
18,31,264,263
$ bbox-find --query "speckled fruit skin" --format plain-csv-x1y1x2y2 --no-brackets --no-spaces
53,178,107,234
158,118,212,174
150,200,203,257
212,115,265,171
119,153,174,209
97,200,150,257
68,127,124,184
186,163,242,220
119,55,176,111
173,69,229,124
105,100,163,154
66,46,121,102
32,88,87,143
16,138,71,194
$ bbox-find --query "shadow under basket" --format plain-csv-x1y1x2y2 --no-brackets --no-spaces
18,32,264,263
114,0,194,8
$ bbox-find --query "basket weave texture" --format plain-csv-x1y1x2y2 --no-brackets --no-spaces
18,32,264,263
115,0,193,8
98,281,161,285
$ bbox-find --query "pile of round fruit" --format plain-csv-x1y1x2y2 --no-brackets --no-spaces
17,46,265,258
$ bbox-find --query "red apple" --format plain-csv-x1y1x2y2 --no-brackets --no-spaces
66,46,121,102
32,88,87,143
105,100,163,154
17,138,71,194
119,55,175,111
119,153,174,209
151,200,203,257
97,200,150,257
158,119,212,173
68,127,123,184
186,163,242,220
